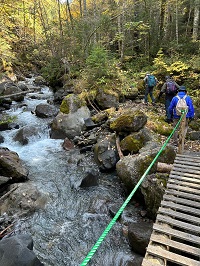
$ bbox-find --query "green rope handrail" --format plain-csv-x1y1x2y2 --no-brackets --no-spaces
80,112,186,266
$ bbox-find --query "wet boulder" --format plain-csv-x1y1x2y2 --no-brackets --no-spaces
13,126,39,145
128,220,153,255
110,109,147,133
35,103,58,118
141,173,168,219
93,133,119,171
0,234,43,266
50,106,91,139
0,182,48,216
0,147,28,181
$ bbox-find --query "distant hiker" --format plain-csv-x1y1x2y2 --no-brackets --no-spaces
143,72,158,105
158,76,180,123
168,86,194,144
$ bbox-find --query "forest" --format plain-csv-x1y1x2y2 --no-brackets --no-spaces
0,0,200,104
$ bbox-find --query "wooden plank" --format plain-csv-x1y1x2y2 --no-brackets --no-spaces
176,155,200,163
142,258,157,266
156,214,200,234
170,171,200,179
165,189,200,201
167,183,200,195
161,201,200,216
158,207,200,224
172,166,200,174
174,158,200,167
169,174,200,184
150,234,200,257
146,245,200,266
176,154,200,160
168,179,200,189
163,194,200,209
173,163,200,171
153,223,200,244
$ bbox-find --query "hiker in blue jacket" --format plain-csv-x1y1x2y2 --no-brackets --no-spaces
168,86,195,144
158,76,180,123
143,72,158,105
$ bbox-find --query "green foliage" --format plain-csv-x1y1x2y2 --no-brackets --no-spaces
85,46,110,80
41,57,64,88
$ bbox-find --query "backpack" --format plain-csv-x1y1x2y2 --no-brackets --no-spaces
147,75,157,87
166,81,176,94
176,95,188,115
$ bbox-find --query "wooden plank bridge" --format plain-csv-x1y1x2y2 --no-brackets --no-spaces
142,153,200,266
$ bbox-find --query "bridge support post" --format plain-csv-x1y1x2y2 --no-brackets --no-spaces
178,114,187,154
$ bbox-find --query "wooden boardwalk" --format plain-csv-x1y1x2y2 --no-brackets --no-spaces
142,153,200,266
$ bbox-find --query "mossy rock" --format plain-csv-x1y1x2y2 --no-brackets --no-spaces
110,110,147,133
120,132,145,153
147,119,172,136
60,94,86,114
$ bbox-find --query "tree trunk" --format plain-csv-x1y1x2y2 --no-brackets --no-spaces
193,0,200,40
175,0,179,44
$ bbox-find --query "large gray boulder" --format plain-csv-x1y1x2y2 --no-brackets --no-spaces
0,234,43,266
50,106,91,139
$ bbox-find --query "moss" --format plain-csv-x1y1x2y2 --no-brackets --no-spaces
120,134,144,153
60,94,86,114
110,110,145,132
60,98,70,114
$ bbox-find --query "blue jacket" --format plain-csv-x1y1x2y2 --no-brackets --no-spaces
168,91,195,119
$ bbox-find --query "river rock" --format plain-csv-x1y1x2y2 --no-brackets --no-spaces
128,220,153,255
0,234,43,266
0,182,48,216
13,126,39,145
96,88,119,109
35,103,58,118
110,109,147,133
0,147,28,181
93,133,119,171
50,106,91,139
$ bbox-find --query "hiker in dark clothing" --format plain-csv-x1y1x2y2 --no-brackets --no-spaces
168,86,194,144
143,73,158,105
158,76,180,123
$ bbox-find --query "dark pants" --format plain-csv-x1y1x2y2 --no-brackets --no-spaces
165,95,174,120
144,86,155,103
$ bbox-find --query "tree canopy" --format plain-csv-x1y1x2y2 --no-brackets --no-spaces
0,0,199,93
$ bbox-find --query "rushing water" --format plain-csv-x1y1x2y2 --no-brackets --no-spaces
0,79,140,266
